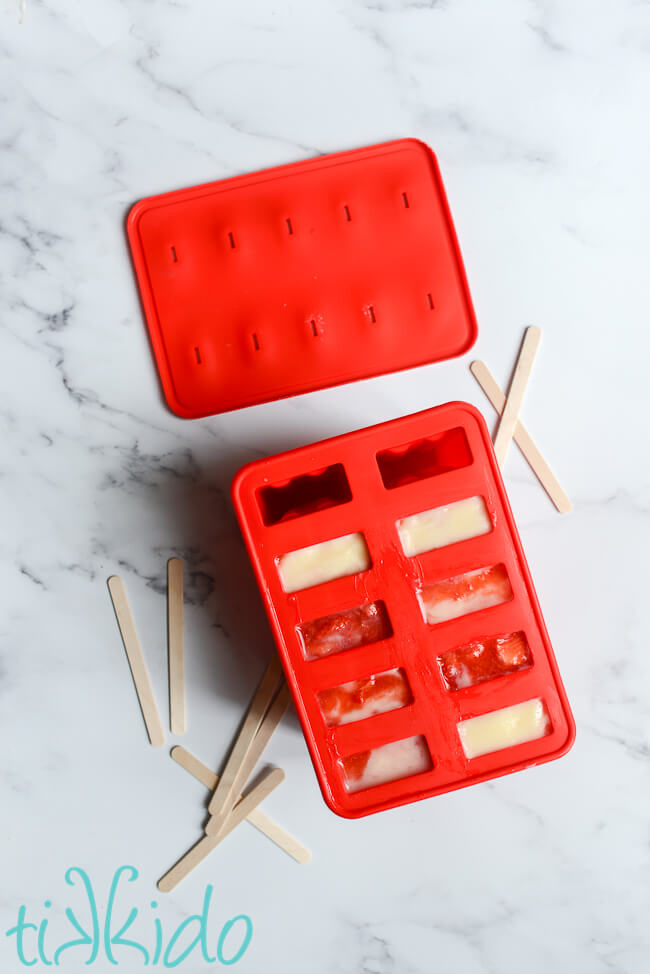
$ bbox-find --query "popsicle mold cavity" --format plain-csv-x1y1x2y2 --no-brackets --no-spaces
299,601,392,660
257,463,352,525
397,495,491,557
278,532,371,593
438,631,531,691
420,564,512,624
317,668,411,727
341,735,432,793
377,426,472,489
458,698,550,759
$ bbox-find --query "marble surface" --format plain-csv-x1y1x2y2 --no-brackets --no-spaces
1,1,649,971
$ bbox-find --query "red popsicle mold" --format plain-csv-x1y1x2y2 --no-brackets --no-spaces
232,402,575,818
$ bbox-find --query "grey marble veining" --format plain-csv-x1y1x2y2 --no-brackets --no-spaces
1,1,649,972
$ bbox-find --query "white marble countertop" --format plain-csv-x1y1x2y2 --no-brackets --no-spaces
2,1,649,971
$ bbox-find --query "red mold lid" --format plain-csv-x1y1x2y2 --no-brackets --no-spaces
127,138,477,418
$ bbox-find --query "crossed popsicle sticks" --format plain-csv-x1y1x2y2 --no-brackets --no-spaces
471,326,571,514
107,570,311,893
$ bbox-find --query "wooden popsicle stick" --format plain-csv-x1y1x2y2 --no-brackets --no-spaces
232,682,292,785
167,558,185,735
171,745,220,789
470,361,572,514
171,746,311,864
107,576,165,748
157,767,285,893
492,326,542,467
245,806,311,864
204,655,283,829
205,682,292,837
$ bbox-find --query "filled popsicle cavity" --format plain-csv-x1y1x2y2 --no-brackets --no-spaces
438,631,531,691
377,427,472,490
457,698,550,759
317,668,411,727
277,532,370,593
257,463,352,525
299,601,391,660
341,735,432,793
420,563,512,624
397,496,491,557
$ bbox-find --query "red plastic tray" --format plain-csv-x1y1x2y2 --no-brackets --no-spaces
232,402,575,818
127,139,477,418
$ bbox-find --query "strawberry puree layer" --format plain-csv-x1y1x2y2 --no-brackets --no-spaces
317,668,411,726
420,564,512,624
299,602,391,660
341,735,432,793
438,631,531,691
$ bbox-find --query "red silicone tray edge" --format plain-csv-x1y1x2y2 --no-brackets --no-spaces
231,401,576,819
126,139,478,419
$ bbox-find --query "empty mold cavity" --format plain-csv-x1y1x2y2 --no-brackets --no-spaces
252,333,260,351
228,232,236,249
257,463,352,526
402,191,410,209
194,347,202,365
457,698,550,760
341,735,432,794
310,319,319,337
377,427,472,490
170,246,178,262
317,668,411,727
397,496,491,558
286,217,294,235
438,631,531,692
298,600,392,661
343,205,352,221
427,292,435,310
419,564,513,625
277,532,370,594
